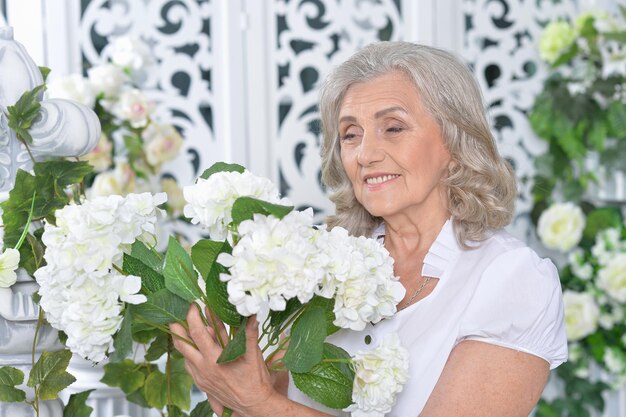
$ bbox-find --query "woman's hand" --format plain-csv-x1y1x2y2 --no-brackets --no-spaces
170,305,276,416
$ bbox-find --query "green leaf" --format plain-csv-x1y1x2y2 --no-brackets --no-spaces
0,366,26,402
231,196,294,226
307,296,340,336
604,31,626,43
269,298,303,343
217,317,248,363
191,239,228,280
63,389,94,417
6,83,46,143
110,309,133,362
27,350,76,400
144,333,170,361
607,101,626,138
167,405,189,417
190,400,213,417
199,162,245,179
551,43,579,68
130,240,163,273
583,207,623,242
169,356,194,410
588,120,607,152
205,261,242,327
123,253,165,294
39,66,51,82
291,343,354,409
164,236,202,303
130,289,190,325
143,369,167,409
283,307,327,373
101,359,146,394
33,160,93,188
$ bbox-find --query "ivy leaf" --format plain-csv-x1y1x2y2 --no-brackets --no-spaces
6,83,45,143
27,350,76,400
63,389,94,417
101,359,146,394
169,356,194,410
143,369,167,409
199,162,245,179
109,308,133,362
130,289,190,325
164,236,201,303
217,317,248,363
291,343,354,409
0,366,26,402
231,196,294,226
283,307,327,373
190,400,213,417
33,160,93,188
123,253,165,294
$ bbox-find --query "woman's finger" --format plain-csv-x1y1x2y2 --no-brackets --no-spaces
205,306,229,343
186,304,220,358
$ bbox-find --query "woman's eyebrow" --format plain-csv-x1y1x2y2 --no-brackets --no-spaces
339,106,407,124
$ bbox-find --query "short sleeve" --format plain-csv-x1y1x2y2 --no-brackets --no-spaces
458,246,568,369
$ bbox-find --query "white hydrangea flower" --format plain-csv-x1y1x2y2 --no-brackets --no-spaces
345,332,409,417
35,193,163,362
46,74,96,108
183,170,289,241
316,227,404,331
111,89,153,128
537,202,585,252
88,64,127,98
563,290,599,341
109,36,154,71
597,253,626,302
0,248,20,288
217,209,323,322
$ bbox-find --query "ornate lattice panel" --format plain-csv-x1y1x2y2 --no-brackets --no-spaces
462,0,577,240
273,0,403,220
80,0,215,185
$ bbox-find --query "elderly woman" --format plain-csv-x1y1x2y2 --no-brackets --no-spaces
172,41,568,417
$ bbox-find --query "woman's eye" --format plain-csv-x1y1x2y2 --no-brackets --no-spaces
341,133,356,141
386,126,403,133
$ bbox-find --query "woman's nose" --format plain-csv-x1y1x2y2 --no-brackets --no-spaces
356,133,385,166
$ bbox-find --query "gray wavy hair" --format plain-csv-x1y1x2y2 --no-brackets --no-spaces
319,41,517,247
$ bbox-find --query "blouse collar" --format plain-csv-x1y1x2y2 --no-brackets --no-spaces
373,219,463,280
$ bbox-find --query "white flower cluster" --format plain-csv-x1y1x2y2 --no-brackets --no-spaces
217,209,324,321
183,170,289,241
563,290,599,341
34,193,166,362
345,333,409,417
316,227,405,331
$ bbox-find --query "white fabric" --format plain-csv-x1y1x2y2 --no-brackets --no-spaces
288,219,568,416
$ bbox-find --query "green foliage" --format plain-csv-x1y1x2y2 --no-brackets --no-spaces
27,350,76,400
63,389,94,417
6,79,46,143
217,317,248,364
130,289,189,325
110,309,133,362
291,343,354,409
144,332,170,361
130,240,164,273
168,356,194,410
283,307,327,373
199,162,245,179
190,400,213,417
123,253,165,294
0,366,26,402
101,359,147,394
231,197,293,226
164,236,202,303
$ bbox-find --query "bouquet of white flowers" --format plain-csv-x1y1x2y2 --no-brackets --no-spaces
1,158,409,417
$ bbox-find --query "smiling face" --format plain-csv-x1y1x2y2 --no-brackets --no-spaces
338,71,452,222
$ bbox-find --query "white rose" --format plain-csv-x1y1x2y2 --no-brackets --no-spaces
46,74,96,108
537,202,585,252
604,347,626,375
142,123,183,167
597,253,626,302
110,36,153,71
88,64,127,98
563,290,599,341
0,248,20,287
111,89,153,128
80,133,113,173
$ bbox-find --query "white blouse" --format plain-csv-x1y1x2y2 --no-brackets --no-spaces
288,220,568,416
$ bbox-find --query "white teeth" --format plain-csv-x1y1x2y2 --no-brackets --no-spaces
366,174,399,185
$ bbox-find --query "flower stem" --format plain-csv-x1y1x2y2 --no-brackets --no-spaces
31,307,44,417
134,315,196,348
204,305,226,349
